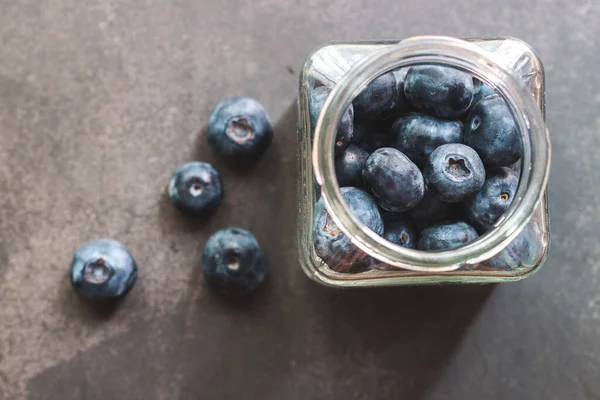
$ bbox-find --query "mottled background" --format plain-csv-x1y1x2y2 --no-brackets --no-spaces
0,0,598,399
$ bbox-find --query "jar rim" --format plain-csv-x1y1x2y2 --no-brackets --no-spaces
312,36,551,271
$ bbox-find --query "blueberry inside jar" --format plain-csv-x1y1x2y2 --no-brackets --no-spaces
299,36,551,286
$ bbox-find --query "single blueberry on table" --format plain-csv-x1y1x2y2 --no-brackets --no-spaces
471,79,497,107
207,97,273,160
424,143,485,203
335,144,369,187
404,65,474,118
466,167,519,231
418,221,479,251
392,113,463,166
70,239,137,301
363,148,425,212
313,187,383,272
353,71,397,121
202,228,267,296
168,162,223,214
464,94,521,166
408,189,451,220
309,86,354,155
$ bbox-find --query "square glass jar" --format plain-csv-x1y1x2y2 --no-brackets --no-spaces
297,36,551,287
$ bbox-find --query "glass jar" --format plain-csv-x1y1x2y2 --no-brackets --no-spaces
297,36,551,287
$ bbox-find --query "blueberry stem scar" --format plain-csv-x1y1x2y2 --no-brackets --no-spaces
324,217,342,235
83,259,112,285
446,158,471,177
227,256,240,271
226,117,254,143
189,183,203,197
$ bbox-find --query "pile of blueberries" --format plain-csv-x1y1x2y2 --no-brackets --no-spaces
70,97,273,301
311,65,522,273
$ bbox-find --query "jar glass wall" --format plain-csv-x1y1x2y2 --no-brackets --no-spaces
297,36,551,287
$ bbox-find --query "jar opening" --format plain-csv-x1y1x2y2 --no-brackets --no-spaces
312,36,551,271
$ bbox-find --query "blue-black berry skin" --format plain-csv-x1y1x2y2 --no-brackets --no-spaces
202,228,266,296
483,224,540,270
335,144,369,187
207,97,273,159
424,143,485,203
313,187,383,272
466,167,519,231
417,221,479,251
471,79,497,107
391,68,411,116
408,189,451,220
381,214,417,249
464,94,521,166
350,121,368,146
410,216,434,235
367,214,416,269
393,113,463,166
352,122,394,153
309,86,354,155
70,239,138,300
168,162,223,215
353,71,397,121
363,148,425,213
404,65,474,118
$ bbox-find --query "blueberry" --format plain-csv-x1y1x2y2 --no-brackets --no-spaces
335,144,369,187
482,223,541,270
363,148,425,212
168,162,223,214
309,86,353,155
381,214,417,249
350,121,368,145
404,65,474,118
70,239,137,300
391,68,411,115
392,113,463,166
464,94,521,166
313,187,383,272
471,79,497,106
466,167,519,231
353,71,397,120
207,97,273,159
202,228,266,296
410,216,435,235
408,189,451,220
508,160,522,174
423,144,485,203
352,122,393,153
417,221,478,251
367,214,416,269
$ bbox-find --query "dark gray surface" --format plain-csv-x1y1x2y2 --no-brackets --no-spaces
0,0,598,399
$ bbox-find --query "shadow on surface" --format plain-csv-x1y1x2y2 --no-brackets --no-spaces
156,189,217,234
57,276,138,324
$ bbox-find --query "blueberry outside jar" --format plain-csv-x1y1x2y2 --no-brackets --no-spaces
297,36,551,287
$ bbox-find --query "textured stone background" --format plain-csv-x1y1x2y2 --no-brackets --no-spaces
0,0,598,399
